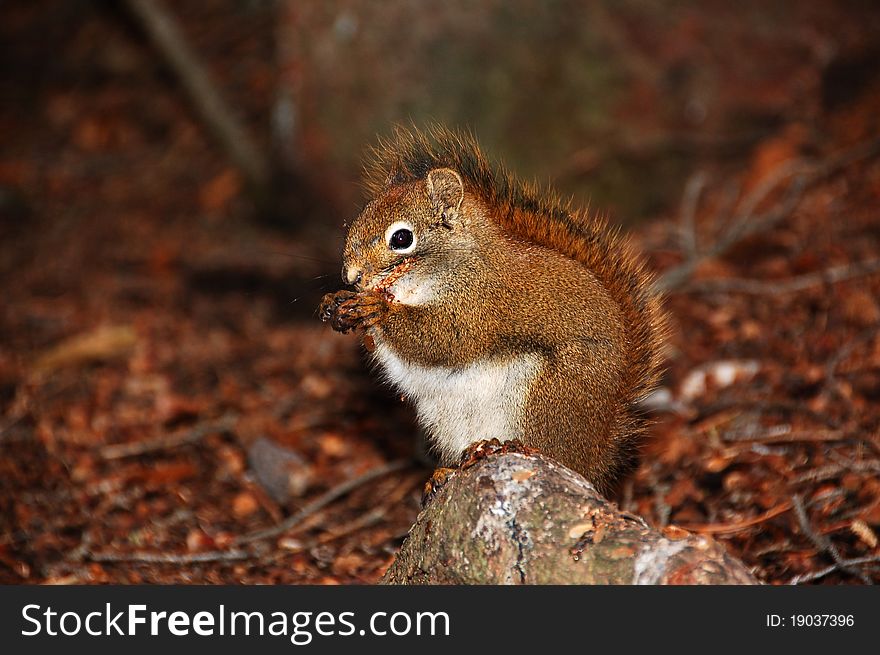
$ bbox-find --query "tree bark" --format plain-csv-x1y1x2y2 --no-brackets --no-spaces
382,452,757,585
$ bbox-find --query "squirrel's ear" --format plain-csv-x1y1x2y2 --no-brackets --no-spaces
426,168,464,217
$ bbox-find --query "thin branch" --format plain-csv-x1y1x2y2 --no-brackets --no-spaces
315,508,389,545
695,396,839,428
233,459,413,545
827,450,880,474
656,135,880,294
788,456,880,485
98,415,237,460
656,166,808,293
678,500,793,535
722,428,849,444
788,556,880,585
86,548,254,564
121,0,271,197
722,160,804,246
678,171,708,258
789,464,846,486
683,258,880,295
791,494,873,584
107,464,418,567
824,326,880,398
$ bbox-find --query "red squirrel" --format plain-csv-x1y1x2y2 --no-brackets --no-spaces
321,126,666,493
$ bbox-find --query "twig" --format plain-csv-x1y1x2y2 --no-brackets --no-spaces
679,171,708,258
315,508,389,545
679,500,794,535
120,0,271,198
233,459,413,545
722,429,849,444
788,556,880,585
791,494,872,584
824,326,880,400
721,160,804,248
265,509,390,562
789,456,880,485
683,258,880,295
267,475,419,560
98,415,236,460
696,396,839,428
656,135,880,294
789,464,846,486
260,473,420,562
656,165,808,293
827,450,880,474
86,548,254,564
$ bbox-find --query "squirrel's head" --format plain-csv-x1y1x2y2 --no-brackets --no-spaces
341,168,483,304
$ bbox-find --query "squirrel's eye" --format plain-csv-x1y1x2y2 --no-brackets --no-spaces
384,221,417,253
389,229,413,251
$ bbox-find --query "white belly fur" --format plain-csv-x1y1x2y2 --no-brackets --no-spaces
372,341,542,461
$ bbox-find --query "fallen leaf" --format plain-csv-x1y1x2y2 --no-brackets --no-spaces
33,325,136,374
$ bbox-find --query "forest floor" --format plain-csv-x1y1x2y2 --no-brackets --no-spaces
2,1,879,584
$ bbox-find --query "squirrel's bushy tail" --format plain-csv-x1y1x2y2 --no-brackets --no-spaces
498,200,667,483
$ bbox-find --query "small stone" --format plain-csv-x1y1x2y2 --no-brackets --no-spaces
247,436,313,503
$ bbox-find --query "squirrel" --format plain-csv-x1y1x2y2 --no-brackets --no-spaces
320,126,666,494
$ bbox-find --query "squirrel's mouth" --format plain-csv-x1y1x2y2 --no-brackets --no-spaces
371,258,416,297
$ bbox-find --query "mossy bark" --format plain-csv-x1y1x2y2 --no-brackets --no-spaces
382,452,757,585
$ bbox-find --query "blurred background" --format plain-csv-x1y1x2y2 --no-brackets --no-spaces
2,0,880,584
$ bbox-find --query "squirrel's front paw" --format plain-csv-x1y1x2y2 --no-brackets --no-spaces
319,289,356,331
319,290,388,333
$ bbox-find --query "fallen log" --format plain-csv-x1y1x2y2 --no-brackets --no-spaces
382,451,757,584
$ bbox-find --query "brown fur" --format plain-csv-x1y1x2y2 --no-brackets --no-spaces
326,125,666,493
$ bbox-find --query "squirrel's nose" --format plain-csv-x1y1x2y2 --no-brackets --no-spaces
343,265,362,286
